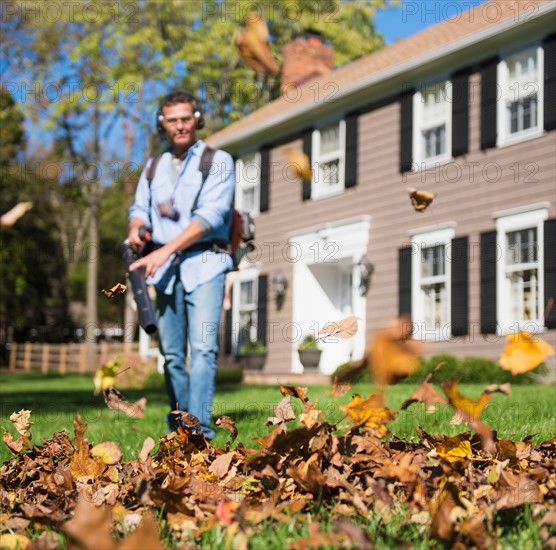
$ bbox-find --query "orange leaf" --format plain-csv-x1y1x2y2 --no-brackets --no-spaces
330,376,351,397
498,330,555,374
319,315,360,341
101,282,127,299
407,187,435,212
368,317,424,385
441,379,491,423
279,385,309,403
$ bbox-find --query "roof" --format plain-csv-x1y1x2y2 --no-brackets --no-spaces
208,0,554,150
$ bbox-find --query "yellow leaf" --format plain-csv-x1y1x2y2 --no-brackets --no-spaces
91,441,123,465
0,533,31,550
286,148,312,182
341,392,396,437
435,435,472,461
93,356,122,394
498,330,555,374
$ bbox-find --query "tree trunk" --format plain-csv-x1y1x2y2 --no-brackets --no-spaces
85,208,98,368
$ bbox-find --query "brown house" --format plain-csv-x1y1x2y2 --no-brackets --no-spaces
208,0,556,376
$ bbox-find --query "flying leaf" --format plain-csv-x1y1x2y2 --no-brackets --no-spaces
368,317,424,385
101,282,127,299
341,392,396,437
266,395,296,425
407,187,435,212
216,416,238,443
234,12,279,75
498,330,555,374
319,315,360,341
401,371,447,409
138,437,155,462
286,148,312,182
103,387,146,418
91,441,122,465
0,201,32,226
93,356,121,395
279,385,309,403
299,403,324,430
330,376,351,397
9,409,33,436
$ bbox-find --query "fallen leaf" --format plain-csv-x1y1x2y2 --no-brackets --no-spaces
498,330,555,374
91,441,122,465
435,435,473,461
101,282,127,299
429,482,467,541
407,187,435,212
299,403,324,430
266,395,296,425
330,376,351,397
319,315,360,341
209,451,235,479
138,437,155,462
286,148,312,182
0,533,31,550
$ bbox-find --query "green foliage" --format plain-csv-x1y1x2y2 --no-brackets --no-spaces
239,340,267,354
405,353,544,385
298,333,319,350
331,360,371,384
0,85,25,165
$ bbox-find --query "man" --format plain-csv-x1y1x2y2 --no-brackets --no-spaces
127,91,235,439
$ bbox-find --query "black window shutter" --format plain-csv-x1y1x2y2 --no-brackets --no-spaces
480,231,498,334
451,70,470,157
399,246,412,316
223,289,233,355
544,219,556,329
259,147,270,212
543,33,556,131
399,88,414,173
480,57,499,150
451,236,469,336
345,113,358,188
257,275,268,345
302,130,312,201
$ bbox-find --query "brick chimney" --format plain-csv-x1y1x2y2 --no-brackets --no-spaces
281,32,334,93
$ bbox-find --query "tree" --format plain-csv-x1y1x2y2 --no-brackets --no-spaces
1,0,390,346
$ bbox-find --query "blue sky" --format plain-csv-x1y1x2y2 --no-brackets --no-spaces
375,0,487,44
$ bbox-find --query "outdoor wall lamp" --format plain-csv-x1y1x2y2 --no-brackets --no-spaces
357,256,375,297
272,269,288,310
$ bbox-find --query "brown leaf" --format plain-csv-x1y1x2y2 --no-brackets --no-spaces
400,372,447,409
299,403,324,430
266,395,296,425
286,453,326,494
407,187,435,212
9,409,33,436
2,428,25,454
103,387,146,418
330,376,351,397
138,437,155,462
368,317,424,384
118,513,164,550
429,482,467,541
279,385,309,403
209,451,235,479
319,315,360,341
101,283,127,299
234,13,280,75
216,415,238,442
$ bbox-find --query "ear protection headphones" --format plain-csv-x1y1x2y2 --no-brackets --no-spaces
156,91,205,134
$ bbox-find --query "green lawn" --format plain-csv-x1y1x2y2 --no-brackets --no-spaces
1,372,555,548
1,371,554,464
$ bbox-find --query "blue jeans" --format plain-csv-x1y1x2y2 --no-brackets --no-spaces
156,272,225,439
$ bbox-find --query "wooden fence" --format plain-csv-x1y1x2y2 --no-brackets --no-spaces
8,342,142,374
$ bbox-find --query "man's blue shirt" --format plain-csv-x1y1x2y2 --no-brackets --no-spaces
129,140,235,294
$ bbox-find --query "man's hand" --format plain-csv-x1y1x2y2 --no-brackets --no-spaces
129,247,171,278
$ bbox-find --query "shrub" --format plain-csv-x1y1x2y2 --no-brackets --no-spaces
298,334,319,351
330,361,371,384
239,340,267,355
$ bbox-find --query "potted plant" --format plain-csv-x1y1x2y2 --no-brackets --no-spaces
239,340,267,371
298,334,322,372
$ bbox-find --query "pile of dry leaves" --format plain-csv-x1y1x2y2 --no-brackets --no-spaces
1,376,555,550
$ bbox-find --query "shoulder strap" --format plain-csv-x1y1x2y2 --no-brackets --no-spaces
146,154,162,186
192,145,217,212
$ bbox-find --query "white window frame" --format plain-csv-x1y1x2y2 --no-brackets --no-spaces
411,226,455,341
235,152,261,216
496,207,547,334
231,267,259,355
311,119,346,199
497,44,544,147
412,80,452,169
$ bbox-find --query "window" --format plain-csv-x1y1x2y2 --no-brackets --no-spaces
312,120,345,198
232,269,259,353
235,152,260,215
496,208,547,333
411,227,454,340
413,80,452,167
497,45,544,145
